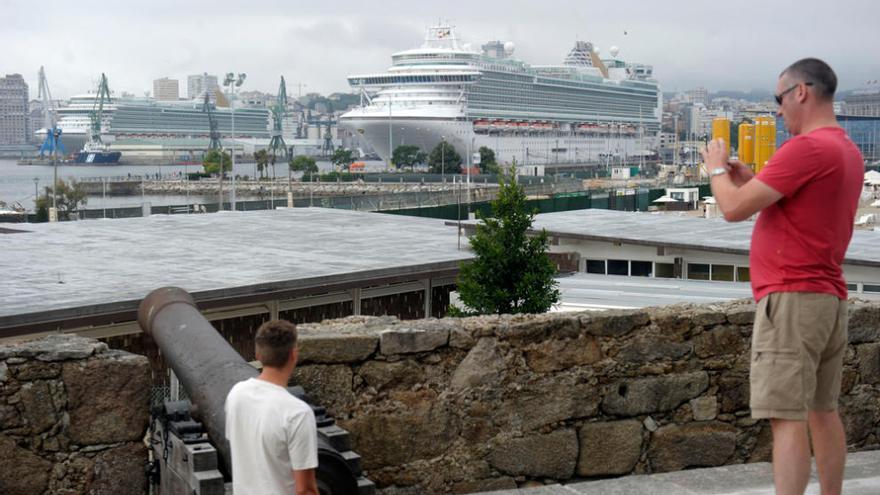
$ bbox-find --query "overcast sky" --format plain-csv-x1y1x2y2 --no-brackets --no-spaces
3,0,878,100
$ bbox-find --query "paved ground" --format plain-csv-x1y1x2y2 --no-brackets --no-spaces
480,450,880,494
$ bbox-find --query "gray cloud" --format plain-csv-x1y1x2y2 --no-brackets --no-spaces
2,0,878,99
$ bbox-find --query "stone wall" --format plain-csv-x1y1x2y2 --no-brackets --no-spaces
0,335,151,494
291,300,880,494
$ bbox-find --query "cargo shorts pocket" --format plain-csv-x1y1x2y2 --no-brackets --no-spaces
750,349,804,412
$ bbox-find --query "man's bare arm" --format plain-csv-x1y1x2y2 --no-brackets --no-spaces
293,468,318,495
702,139,782,222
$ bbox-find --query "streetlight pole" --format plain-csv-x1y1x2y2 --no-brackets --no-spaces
51,128,59,222
388,98,393,169
441,136,445,181
32,178,38,221
224,72,246,211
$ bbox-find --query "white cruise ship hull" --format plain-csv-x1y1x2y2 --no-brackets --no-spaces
340,116,654,167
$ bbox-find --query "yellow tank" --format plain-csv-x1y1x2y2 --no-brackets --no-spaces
754,116,777,173
712,117,730,150
738,122,755,167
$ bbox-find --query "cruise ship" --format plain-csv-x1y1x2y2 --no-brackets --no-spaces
36,94,270,156
340,25,661,167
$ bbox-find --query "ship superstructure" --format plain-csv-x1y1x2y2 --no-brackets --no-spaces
340,25,661,167
38,94,270,154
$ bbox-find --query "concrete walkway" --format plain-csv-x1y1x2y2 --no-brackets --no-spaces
480,450,880,494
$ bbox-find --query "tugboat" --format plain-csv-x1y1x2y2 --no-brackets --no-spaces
74,141,121,164
74,73,122,165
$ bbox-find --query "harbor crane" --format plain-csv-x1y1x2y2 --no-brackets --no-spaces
268,76,289,161
86,73,112,149
202,92,222,150
37,66,64,158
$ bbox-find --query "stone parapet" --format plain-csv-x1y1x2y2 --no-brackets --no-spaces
0,335,150,494
288,300,880,494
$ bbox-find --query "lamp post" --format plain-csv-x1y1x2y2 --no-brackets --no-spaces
223,72,246,211
387,98,393,170
440,135,445,181
32,178,39,221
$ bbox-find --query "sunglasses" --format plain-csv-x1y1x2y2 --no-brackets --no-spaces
775,81,813,105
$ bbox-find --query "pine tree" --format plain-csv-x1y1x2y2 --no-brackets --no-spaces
453,166,559,315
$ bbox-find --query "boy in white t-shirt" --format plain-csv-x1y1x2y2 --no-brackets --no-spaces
225,320,319,495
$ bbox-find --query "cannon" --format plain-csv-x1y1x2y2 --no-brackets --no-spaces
139,287,374,495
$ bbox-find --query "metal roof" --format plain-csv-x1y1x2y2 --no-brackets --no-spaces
0,208,472,331
467,209,880,267
554,273,753,311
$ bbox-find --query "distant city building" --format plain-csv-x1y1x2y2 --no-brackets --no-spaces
28,99,43,143
684,87,709,106
0,74,29,145
187,73,219,101
844,81,880,117
238,90,273,108
153,77,180,101
659,132,677,149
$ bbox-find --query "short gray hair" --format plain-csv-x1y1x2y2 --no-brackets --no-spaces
780,58,837,101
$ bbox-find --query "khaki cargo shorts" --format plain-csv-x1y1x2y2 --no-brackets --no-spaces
750,292,848,421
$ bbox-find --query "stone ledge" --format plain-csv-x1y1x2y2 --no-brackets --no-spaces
0,334,108,362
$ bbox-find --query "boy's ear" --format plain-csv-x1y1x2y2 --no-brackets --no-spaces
290,346,299,365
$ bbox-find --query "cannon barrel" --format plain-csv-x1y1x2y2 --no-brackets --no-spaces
139,287,370,494
138,287,258,476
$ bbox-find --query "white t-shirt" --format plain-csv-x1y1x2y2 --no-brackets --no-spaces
225,378,318,495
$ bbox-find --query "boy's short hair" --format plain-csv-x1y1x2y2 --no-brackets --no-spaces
255,320,298,368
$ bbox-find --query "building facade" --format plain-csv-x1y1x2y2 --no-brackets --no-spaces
187,73,219,101
684,87,709,106
152,77,180,101
844,82,880,117
0,74,29,145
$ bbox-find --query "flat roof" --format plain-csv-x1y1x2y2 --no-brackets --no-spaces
464,209,880,267
1,208,472,333
554,273,753,311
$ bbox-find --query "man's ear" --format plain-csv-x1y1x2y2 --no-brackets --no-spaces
290,346,299,367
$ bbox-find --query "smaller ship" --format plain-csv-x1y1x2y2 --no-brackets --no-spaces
73,142,122,164
74,72,122,165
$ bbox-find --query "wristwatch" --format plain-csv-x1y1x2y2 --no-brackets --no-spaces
709,167,728,177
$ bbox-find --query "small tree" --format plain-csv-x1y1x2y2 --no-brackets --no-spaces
428,141,461,174
392,145,426,171
254,149,269,179
34,179,88,221
452,166,559,315
330,148,355,171
478,146,500,175
203,149,231,176
289,154,318,178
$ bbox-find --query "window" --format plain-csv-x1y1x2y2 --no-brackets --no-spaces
687,263,710,281
737,267,751,282
864,284,880,293
655,263,675,278
847,283,859,291
586,259,606,274
712,264,735,282
608,259,628,276
631,261,653,277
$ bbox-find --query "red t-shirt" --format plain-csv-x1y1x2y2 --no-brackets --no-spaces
750,126,863,301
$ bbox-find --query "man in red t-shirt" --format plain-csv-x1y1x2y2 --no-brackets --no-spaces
704,58,863,495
